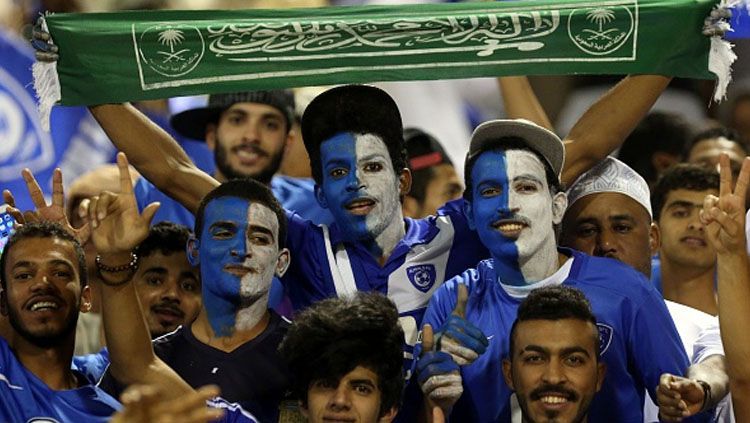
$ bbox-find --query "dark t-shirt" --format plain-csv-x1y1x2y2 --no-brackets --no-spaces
100,311,293,423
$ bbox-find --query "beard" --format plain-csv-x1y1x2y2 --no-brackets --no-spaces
214,137,284,185
7,302,80,349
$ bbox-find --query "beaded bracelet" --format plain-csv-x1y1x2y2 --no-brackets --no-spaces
95,253,139,286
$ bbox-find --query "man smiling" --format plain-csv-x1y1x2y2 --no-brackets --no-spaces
503,286,605,423
419,119,694,422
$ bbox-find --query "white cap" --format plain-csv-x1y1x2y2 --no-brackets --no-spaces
566,156,652,217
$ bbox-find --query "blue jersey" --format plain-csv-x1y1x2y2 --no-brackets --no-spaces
0,338,120,422
73,347,110,384
134,174,334,228
283,199,487,376
422,249,702,423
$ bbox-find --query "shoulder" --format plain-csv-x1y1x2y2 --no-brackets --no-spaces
570,251,657,300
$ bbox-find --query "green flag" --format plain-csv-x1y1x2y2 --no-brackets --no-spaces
34,0,733,122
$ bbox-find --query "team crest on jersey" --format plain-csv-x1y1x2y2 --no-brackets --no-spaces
406,264,436,293
597,323,613,355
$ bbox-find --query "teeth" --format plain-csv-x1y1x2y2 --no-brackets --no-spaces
496,223,524,231
30,301,57,311
541,395,567,404
236,150,258,159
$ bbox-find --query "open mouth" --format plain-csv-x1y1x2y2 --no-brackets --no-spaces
492,220,528,238
224,264,254,277
151,305,185,324
25,295,63,313
681,236,707,247
345,198,376,216
233,145,267,165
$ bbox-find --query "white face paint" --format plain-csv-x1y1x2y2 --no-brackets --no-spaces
469,149,564,284
235,203,282,331
319,132,405,257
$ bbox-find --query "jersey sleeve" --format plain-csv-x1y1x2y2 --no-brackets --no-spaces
692,321,724,365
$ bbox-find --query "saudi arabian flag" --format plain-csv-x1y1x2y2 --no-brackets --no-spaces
34,0,735,127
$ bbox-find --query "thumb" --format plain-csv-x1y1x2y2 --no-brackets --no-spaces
432,405,445,423
422,324,434,354
452,283,468,318
141,202,161,226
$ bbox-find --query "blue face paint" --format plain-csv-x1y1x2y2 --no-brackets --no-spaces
318,132,403,256
199,197,251,336
469,150,525,285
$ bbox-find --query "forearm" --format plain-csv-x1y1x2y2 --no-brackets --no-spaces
687,355,729,408
561,75,671,186
89,104,217,214
497,76,554,131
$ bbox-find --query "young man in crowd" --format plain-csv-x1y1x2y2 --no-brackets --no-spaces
279,292,404,423
560,157,730,421
503,286,606,423
95,154,295,423
417,120,696,422
651,164,721,315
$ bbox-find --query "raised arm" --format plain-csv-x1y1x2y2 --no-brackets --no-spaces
561,75,671,187
703,154,750,421
497,76,554,131
89,104,218,214
88,152,193,399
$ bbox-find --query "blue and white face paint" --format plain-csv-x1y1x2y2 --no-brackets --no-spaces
318,132,405,257
467,149,566,286
198,197,288,336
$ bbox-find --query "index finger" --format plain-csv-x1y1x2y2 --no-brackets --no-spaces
452,283,468,318
719,154,733,198
116,152,135,195
21,168,47,210
422,324,435,354
51,168,64,209
734,156,750,204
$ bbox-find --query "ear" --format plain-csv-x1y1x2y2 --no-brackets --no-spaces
649,222,661,254
595,362,607,392
378,406,398,423
502,358,514,390
463,199,475,230
275,248,291,277
314,185,328,209
205,123,217,151
398,168,412,196
79,285,92,314
0,289,7,316
402,196,420,219
187,236,201,266
551,191,568,225
651,152,679,176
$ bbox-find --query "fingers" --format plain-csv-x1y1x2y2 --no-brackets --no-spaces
88,194,116,228
3,190,24,225
439,338,478,366
117,152,135,196
422,324,434,353
657,374,688,421
719,154,732,198
421,373,463,401
437,315,489,365
51,168,64,210
158,385,221,417
432,405,446,423
417,351,460,386
22,168,47,210
452,283,468,318
734,156,750,204
3,190,16,209
141,202,161,227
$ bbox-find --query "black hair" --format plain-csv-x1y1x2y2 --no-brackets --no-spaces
509,286,599,360
194,179,287,249
302,85,407,186
618,112,693,185
404,127,455,203
0,222,88,290
651,164,720,221
463,137,562,202
685,126,750,158
134,221,192,259
279,292,404,416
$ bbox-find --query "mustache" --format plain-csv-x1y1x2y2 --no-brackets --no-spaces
529,384,579,402
151,301,185,318
232,144,268,157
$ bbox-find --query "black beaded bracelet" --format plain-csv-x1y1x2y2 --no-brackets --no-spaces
697,379,712,412
95,253,139,273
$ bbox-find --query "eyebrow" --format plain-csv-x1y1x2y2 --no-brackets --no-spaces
358,153,388,162
348,378,377,387
560,346,592,357
248,225,275,241
209,221,238,231
12,259,74,270
665,200,704,209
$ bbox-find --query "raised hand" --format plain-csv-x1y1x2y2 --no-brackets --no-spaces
656,374,706,421
436,283,488,365
110,384,224,423
417,324,463,418
88,152,159,256
3,167,90,243
31,17,59,62
700,154,749,255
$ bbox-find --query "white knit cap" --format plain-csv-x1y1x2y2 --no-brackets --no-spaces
566,156,652,217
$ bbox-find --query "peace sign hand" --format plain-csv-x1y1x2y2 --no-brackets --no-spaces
700,154,749,255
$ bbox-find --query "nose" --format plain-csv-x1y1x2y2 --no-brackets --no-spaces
593,230,617,257
30,275,54,292
160,279,180,302
328,384,352,412
242,121,261,143
541,359,567,385
345,171,365,192
687,212,705,232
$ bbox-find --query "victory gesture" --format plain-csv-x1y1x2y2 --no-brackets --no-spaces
89,152,160,256
700,153,750,255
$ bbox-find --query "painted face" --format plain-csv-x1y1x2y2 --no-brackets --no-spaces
561,193,654,277
413,163,463,218
134,251,201,338
2,237,88,348
318,133,403,248
467,150,561,280
304,365,396,423
503,319,605,423
209,103,287,184
657,188,718,270
198,197,283,334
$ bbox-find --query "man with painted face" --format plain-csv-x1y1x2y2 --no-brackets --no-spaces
99,174,294,423
503,286,606,423
419,119,696,422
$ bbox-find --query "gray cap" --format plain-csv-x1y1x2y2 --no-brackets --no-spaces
466,119,565,183
566,156,652,217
